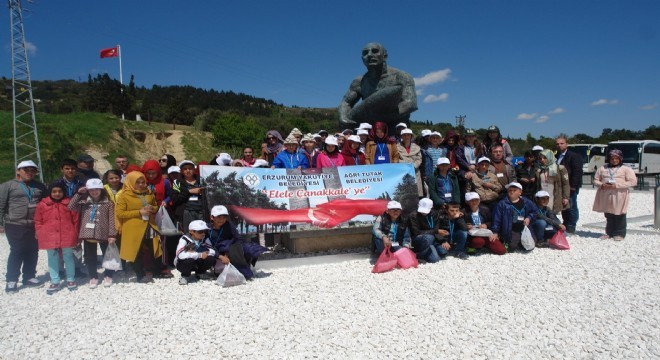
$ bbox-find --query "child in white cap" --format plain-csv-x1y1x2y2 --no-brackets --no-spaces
372,201,411,254
69,178,118,288
175,220,216,285
531,190,565,246
490,182,539,252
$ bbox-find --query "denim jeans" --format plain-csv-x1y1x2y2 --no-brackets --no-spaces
562,189,579,229
5,223,39,283
412,234,444,263
373,236,404,254
449,230,468,253
47,248,75,284
531,219,557,242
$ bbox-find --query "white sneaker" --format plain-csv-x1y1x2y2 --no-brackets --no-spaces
88,278,98,289
179,277,188,285
103,277,113,287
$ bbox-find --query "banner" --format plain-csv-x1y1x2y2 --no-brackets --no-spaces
200,163,417,230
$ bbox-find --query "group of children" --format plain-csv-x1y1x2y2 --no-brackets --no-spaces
373,180,565,262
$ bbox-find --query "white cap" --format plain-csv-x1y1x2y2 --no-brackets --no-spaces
178,160,195,168
505,182,523,190
387,201,402,210
357,129,369,136
17,160,38,170
477,156,491,164
396,122,407,129
465,192,480,202
313,133,322,139
532,145,544,151
167,166,181,174
211,205,229,216
400,128,413,135
252,159,269,168
430,131,442,138
421,129,432,137
417,198,433,214
347,135,361,143
324,135,338,146
358,122,372,130
437,157,450,165
535,190,551,198
85,178,104,190
188,220,210,231
216,153,232,166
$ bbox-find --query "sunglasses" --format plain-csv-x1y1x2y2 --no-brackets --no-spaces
159,159,168,162
267,137,276,140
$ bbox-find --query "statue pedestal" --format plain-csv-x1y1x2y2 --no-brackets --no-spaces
274,226,372,254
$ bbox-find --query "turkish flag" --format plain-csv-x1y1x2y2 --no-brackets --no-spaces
100,46,119,58
230,199,389,228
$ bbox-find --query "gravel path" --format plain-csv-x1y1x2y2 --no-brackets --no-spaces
1,189,659,359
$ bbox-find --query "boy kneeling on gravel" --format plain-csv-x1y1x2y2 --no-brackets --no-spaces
174,220,216,285
531,191,565,246
490,182,538,253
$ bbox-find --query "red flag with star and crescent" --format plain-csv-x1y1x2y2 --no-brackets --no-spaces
100,46,119,59
230,199,389,228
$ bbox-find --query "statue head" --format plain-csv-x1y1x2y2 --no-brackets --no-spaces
362,42,387,68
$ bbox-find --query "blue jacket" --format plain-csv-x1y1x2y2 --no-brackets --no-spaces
491,196,538,244
272,150,309,169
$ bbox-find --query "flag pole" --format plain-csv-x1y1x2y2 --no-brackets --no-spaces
118,44,124,120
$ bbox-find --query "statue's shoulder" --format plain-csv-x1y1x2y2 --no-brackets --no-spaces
387,66,414,79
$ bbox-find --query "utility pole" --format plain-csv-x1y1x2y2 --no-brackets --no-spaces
9,0,43,181
455,115,466,128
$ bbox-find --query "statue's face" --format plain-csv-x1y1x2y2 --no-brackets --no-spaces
362,43,386,67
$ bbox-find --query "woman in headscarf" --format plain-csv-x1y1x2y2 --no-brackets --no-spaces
534,149,570,213
261,130,284,166
159,154,177,175
142,160,174,276
592,149,637,241
115,171,161,283
364,122,399,164
341,135,366,166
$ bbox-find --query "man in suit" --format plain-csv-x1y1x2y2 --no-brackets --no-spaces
555,135,583,233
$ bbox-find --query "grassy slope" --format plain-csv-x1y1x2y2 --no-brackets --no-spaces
0,112,213,182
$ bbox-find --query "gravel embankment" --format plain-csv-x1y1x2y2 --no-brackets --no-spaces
1,188,658,359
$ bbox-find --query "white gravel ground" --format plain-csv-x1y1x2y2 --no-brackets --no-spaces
1,188,659,359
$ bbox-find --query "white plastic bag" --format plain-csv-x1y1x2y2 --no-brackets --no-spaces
156,206,180,236
468,228,493,237
102,243,123,271
216,263,246,287
521,226,535,251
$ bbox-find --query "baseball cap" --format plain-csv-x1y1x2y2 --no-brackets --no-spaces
216,153,232,166
16,160,38,170
430,131,442,138
387,201,402,210
211,205,229,216
347,135,362,143
505,182,523,190
477,157,491,164
252,159,270,168
465,192,480,202
400,128,413,135
85,178,104,190
437,157,450,165
178,160,195,168
167,166,181,174
535,190,551,198
396,123,407,129
357,122,372,130
188,220,210,232
357,129,369,136
421,129,432,137
324,135,338,146
532,145,544,151
417,198,433,214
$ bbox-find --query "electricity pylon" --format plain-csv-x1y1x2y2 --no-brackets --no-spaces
9,0,43,181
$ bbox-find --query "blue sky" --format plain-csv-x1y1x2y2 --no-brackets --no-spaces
2,0,658,139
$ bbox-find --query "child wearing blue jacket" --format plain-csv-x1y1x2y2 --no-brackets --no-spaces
272,136,309,169
490,182,538,252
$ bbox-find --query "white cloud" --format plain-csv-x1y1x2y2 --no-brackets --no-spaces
414,68,451,87
548,107,565,114
591,98,619,106
517,113,538,120
423,93,449,103
415,88,425,96
536,115,550,123
639,103,658,110
25,41,37,56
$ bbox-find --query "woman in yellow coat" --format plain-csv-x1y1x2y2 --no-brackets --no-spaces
115,171,162,283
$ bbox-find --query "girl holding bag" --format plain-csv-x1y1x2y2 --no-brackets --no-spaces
69,179,117,288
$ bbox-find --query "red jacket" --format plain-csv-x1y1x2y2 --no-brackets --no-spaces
34,197,80,250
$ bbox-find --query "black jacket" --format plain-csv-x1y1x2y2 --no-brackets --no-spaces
556,149,583,189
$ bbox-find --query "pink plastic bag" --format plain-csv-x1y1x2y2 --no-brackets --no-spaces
393,247,419,269
372,247,398,273
549,230,570,250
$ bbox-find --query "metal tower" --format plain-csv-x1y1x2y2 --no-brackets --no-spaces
9,0,43,181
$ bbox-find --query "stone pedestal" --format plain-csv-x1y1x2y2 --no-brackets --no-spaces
281,226,372,254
